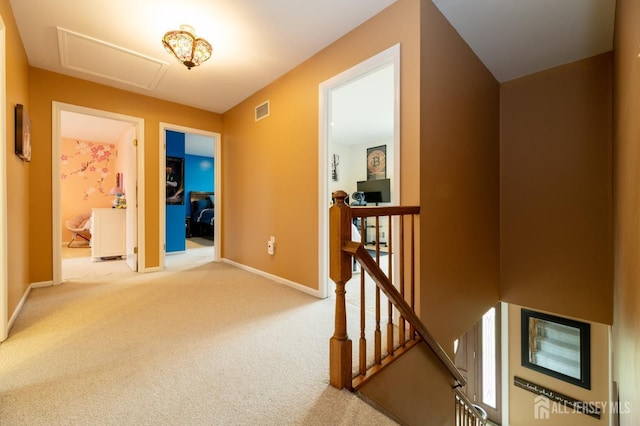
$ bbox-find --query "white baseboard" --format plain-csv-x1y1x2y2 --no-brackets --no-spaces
32,280,54,289
221,258,323,298
7,280,54,333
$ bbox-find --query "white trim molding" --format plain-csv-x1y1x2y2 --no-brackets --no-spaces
52,102,145,283
159,123,221,270
317,43,401,300
0,16,7,341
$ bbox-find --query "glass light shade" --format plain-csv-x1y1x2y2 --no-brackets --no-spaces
162,25,212,70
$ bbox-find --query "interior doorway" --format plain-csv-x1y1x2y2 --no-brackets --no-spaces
318,44,400,298
52,102,144,284
159,123,221,270
455,303,504,424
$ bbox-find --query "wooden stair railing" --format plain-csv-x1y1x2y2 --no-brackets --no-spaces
455,388,488,426
329,190,487,425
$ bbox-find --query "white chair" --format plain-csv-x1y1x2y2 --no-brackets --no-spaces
65,212,92,247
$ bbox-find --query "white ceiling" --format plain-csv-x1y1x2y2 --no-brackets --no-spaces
185,134,215,158
60,111,132,144
330,64,394,146
10,0,397,114
11,0,616,148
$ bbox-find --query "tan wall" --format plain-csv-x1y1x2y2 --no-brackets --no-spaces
612,0,640,423
221,0,421,290
500,54,613,326
419,0,501,347
28,68,222,284
508,304,611,425
1,0,30,319
359,343,456,425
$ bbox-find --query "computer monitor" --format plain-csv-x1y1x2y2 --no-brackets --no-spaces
356,178,391,204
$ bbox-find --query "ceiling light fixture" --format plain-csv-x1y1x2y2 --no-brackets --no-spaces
162,25,212,70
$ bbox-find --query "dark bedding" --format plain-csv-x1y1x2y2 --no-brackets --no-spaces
189,191,215,240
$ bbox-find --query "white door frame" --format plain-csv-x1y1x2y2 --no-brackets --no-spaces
318,44,401,299
52,102,146,284
0,15,8,341
159,123,221,269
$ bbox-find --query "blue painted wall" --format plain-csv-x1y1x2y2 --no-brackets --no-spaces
184,154,215,217
166,130,185,252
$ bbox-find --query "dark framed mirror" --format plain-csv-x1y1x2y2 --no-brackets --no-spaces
521,309,591,389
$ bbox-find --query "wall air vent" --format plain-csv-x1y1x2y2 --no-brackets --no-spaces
255,101,270,121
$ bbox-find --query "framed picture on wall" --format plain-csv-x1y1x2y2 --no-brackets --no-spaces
15,104,32,162
331,153,339,182
521,309,591,389
367,145,386,180
166,156,184,204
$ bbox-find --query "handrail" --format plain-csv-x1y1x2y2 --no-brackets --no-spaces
455,388,488,425
351,205,421,217
329,190,486,424
329,190,466,386
345,241,466,387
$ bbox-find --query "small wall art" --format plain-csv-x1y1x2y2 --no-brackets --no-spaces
15,104,31,162
331,153,339,182
166,156,184,204
366,145,386,180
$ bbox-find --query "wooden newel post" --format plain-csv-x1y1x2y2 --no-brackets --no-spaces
329,190,353,389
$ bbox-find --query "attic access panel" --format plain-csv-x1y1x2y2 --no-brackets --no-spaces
57,27,168,90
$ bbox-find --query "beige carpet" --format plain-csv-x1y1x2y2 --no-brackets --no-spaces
0,254,398,425
61,238,215,282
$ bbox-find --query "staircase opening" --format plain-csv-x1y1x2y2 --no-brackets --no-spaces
455,304,503,424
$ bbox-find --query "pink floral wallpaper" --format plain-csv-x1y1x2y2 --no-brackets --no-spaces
61,139,116,242
61,140,115,200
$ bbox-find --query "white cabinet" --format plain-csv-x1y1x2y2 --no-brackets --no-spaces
91,208,125,260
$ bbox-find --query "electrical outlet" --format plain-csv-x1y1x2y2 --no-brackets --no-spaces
268,236,275,255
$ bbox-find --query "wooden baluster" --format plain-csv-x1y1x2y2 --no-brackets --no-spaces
359,232,367,376
462,404,467,425
329,191,353,389
375,216,380,263
410,214,416,339
387,302,394,355
375,294,382,364
374,216,382,364
399,215,406,346
358,214,367,376
386,214,394,355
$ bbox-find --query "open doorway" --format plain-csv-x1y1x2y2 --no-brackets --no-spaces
52,102,144,284
318,44,400,298
454,303,504,424
159,123,221,270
